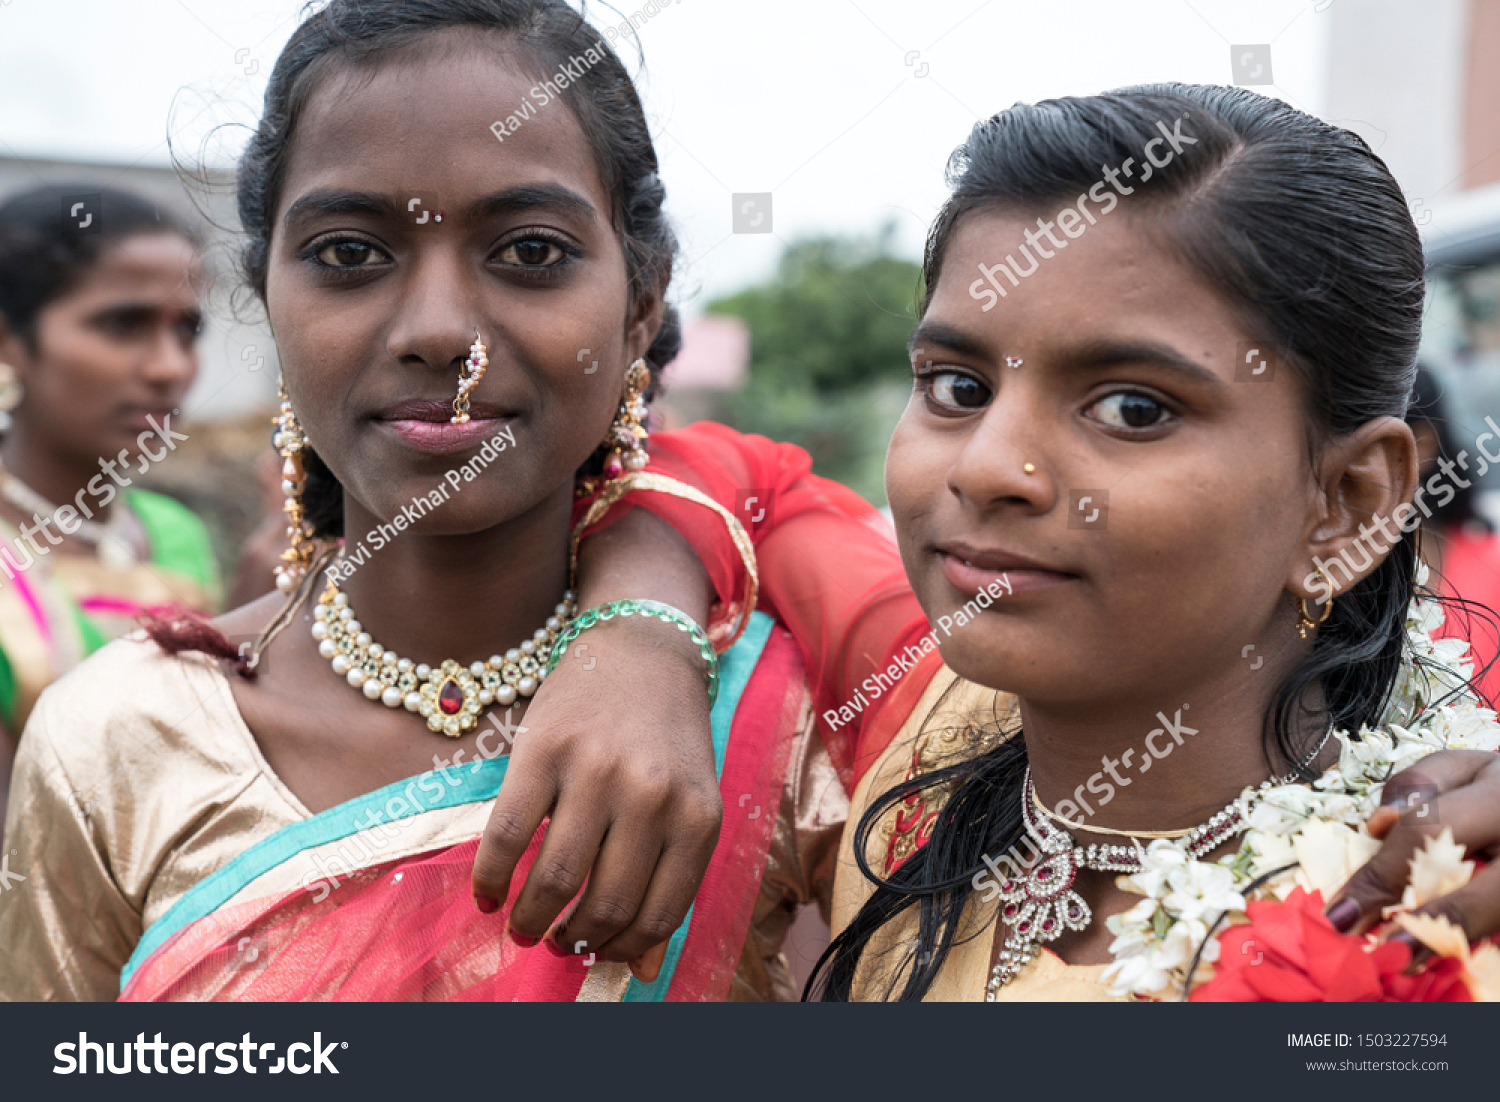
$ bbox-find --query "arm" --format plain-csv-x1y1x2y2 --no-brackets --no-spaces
608,423,933,780
476,423,929,967
472,504,722,965
0,710,140,1000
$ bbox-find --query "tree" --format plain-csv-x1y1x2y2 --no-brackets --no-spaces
706,225,922,502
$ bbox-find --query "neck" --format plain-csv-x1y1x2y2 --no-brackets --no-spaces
0,423,117,519
332,483,574,662
1020,658,1326,837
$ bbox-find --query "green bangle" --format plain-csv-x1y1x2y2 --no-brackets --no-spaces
545,599,720,707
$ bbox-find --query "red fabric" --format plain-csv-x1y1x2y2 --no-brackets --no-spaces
1191,888,1474,1002
653,621,803,1000
120,627,807,1003
577,423,932,787
1432,526,1500,706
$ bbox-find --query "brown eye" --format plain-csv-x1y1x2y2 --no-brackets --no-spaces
925,371,991,411
316,240,386,268
500,239,565,266
1088,392,1170,430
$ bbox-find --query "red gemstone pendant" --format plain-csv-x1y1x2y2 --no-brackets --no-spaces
437,678,465,716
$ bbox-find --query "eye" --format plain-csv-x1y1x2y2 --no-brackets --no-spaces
314,239,389,269
921,370,992,412
174,313,204,346
496,236,569,267
1086,391,1171,431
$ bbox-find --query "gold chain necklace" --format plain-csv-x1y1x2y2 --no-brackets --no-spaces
312,574,576,737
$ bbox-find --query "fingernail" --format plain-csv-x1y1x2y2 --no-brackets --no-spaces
1387,930,1429,966
509,930,539,948
475,895,499,915
1325,898,1361,933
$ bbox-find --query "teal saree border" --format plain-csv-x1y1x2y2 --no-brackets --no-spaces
621,610,772,1002
121,609,775,1000
121,757,512,988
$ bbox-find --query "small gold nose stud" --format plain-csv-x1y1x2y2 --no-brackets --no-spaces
1022,463,1036,475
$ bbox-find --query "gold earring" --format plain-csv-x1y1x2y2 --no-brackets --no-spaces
0,363,22,412
600,359,651,481
450,331,489,424
272,377,315,595
1296,566,1334,639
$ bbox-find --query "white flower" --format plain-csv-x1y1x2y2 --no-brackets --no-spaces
1093,592,1488,1001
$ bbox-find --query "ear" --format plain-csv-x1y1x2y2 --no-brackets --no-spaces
1291,415,1419,605
623,279,666,366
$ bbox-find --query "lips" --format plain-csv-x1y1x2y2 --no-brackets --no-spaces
119,406,177,432
375,399,511,424
373,398,516,456
934,541,1078,598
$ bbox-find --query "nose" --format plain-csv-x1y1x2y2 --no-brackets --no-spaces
385,252,481,376
141,317,198,391
944,384,1056,517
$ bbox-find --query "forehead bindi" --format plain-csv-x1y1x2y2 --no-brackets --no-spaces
277,39,609,228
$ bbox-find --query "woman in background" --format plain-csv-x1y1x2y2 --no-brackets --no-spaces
0,185,220,830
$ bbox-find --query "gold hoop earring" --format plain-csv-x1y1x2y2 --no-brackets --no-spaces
272,377,316,594
600,359,651,481
1296,566,1334,639
450,331,489,424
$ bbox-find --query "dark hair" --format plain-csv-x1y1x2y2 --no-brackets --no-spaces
810,83,1427,1001
1407,365,1486,532
235,0,680,538
0,184,198,347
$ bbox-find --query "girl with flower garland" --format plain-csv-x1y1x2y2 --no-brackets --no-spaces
810,84,1500,1002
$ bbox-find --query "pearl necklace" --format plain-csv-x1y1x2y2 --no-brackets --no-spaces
0,468,138,570
985,729,1332,998
312,576,576,737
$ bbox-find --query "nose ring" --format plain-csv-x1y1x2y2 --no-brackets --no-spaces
451,331,488,424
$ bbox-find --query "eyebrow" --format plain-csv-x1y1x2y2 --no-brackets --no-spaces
1057,339,1226,387
466,184,597,223
908,322,993,363
282,185,598,227
908,323,1225,387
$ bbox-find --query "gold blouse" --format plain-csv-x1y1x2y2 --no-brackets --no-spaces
0,634,846,1001
830,665,1126,1002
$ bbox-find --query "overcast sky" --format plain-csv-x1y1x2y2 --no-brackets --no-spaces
0,0,1330,313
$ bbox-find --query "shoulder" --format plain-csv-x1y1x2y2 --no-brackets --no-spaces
832,667,1014,934
20,631,251,797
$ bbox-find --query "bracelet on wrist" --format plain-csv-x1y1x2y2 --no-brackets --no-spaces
570,471,759,651
545,599,720,707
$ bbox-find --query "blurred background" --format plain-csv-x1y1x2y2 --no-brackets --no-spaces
3,0,1498,984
